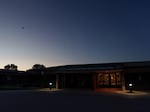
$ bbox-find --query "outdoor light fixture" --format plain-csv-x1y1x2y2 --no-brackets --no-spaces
49,82,53,90
128,83,133,93
49,82,52,86
129,83,132,87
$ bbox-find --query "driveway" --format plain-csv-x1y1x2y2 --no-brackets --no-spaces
0,89,149,112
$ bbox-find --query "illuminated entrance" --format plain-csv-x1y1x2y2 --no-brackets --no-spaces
97,72,121,88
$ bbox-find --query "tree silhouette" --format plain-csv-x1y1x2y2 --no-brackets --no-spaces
4,64,18,71
32,64,46,70
32,64,46,87
4,64,11,70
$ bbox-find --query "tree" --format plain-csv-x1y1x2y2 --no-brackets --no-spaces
32,64,46,87
32,64,46,70
4,64,18,71
4,64,11,70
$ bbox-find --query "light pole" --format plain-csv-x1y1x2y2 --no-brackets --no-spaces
49,82,53,90
41,71,45,87
129,83,133,93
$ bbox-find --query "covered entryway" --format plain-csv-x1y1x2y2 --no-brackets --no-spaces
58,73,93,89
97,72,122,88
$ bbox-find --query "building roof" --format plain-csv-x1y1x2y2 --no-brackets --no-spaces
0,69,25,75
47,61,150,73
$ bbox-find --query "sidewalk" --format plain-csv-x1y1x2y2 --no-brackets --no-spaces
36,88,61,92
115,90,150,96
35,88,150,97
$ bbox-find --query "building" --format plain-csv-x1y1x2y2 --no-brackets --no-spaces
0,61,150,91
0,69,25,88
46,61,150,91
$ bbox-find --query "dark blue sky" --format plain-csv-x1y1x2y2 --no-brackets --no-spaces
0,0,150,70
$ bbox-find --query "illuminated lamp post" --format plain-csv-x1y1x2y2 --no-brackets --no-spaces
129,83,133,93
49,82,53,90
41,71,45,87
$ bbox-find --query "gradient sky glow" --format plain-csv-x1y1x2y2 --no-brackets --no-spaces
0,0,150,70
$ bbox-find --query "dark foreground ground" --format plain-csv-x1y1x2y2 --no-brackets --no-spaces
0,89,149,112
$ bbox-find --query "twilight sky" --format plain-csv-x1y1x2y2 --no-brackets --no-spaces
0,0,150,70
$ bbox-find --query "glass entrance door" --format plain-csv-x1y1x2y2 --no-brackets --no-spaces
110,73,116,85
97,72,121,87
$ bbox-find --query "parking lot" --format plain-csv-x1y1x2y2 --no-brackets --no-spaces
0,89,149,112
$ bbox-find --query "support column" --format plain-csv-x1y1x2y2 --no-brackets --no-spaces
56,74,59,89
93,74,97,90
121,72,126,91
63,74,66,88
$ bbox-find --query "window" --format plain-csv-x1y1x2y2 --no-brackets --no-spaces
97,72,121,87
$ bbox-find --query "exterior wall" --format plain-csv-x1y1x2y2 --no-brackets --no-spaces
58,73,93,89
0,70,26,88
55,71,123,91
124,72,150,90
93,74,97,90
121,73,125,91
58,74,66,89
